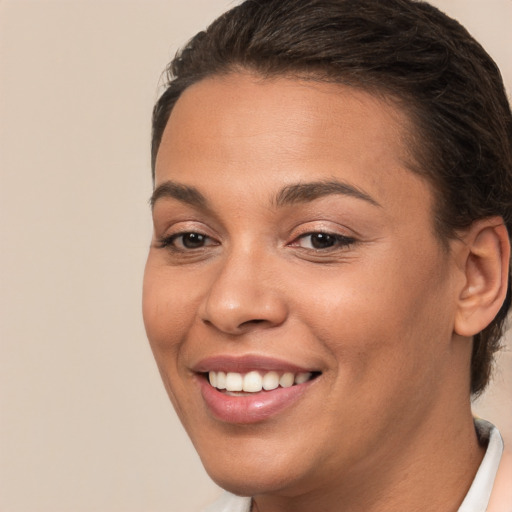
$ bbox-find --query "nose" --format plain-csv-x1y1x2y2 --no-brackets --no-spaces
199,249,288,335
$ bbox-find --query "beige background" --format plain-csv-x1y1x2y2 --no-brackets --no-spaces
0,1,510,511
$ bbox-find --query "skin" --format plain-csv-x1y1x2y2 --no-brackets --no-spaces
143,73,488,512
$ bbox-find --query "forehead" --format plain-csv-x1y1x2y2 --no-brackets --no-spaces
155,72,431,218
159,73,412,164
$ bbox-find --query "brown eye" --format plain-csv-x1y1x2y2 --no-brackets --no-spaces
158,231,217,251
180,233,208,249
295,232,355,250
309,233,337,249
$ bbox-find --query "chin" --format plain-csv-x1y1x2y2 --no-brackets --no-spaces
206,465,297,499
198,440,314,499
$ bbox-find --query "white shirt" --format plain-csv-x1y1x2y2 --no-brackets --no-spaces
203,420,505,512
459,420,504,512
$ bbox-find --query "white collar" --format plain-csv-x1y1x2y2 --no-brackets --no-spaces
458,419,504,512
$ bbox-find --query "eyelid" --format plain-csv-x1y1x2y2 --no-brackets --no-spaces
154,218,221,250
155,218,214,237
285,219,359,255
288,220,357,240
152,208,221,236
160,228,217,244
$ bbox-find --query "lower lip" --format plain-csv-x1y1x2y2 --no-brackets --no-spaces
198,377,314,424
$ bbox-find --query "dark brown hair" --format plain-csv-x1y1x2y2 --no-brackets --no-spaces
151,0,512,395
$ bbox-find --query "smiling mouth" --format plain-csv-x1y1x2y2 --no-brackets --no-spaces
197,362,322,423
207,370,320,395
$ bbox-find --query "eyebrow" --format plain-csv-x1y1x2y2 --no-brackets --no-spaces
150,181,208,209
273,180,381,208
150,179,381,210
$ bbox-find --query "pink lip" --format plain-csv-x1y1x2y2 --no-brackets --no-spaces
198,376,314,424
192,354,314,374
192,355,319,424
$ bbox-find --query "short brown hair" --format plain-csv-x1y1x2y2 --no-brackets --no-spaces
151,0,512,395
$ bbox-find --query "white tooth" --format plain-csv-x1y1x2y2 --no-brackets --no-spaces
295,372,312,384
209,371,217,387
225,372,243,392
216,371,227,390
279,372,294,388
243,371,263,392
262,371,279,390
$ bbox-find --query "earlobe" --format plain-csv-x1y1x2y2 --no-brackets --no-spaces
454,217,510,337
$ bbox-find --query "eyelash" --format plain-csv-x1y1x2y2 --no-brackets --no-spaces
157,230,355,253
292,231,356,251
157,232,217,251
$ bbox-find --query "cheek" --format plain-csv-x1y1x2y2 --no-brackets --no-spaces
142,261,195,356
294,244,455,380
142,263,200,420
142,255,201,338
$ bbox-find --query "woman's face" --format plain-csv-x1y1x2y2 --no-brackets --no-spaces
143,73,464,497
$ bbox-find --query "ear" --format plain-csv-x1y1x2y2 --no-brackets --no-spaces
454,217,510,337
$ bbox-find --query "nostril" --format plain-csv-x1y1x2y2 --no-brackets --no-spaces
235,318,269,331
202,317,268,333
199,280,288,333
241,319,266,326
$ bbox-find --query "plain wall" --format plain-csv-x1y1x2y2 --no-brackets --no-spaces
0,1,510,511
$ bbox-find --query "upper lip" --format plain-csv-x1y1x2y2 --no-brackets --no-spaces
192,354,318,374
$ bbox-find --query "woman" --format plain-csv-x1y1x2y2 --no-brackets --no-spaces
143,1,512,510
